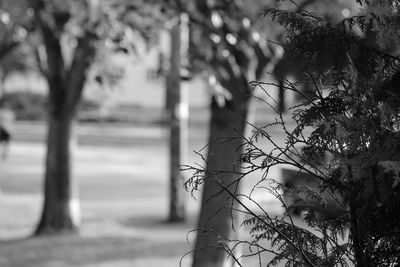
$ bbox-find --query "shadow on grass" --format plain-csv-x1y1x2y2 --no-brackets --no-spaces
0,236,31,244
0,234,188,267
120,214,197,228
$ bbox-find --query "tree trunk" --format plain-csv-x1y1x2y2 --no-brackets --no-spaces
192,89,250,267
168,87,188,222
35,95,79,235
30,0,96,236
167,15,189,222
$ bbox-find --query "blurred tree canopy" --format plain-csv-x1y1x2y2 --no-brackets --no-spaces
0,0,33,60
0,0,36,92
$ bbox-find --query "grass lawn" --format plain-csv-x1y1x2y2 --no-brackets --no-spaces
0,115,288,267
0,139,202,267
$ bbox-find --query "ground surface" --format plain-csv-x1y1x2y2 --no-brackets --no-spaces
0,124,204,267
0,110,288,267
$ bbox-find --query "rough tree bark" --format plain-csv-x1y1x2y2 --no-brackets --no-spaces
191,32,276,267
192,58,252,266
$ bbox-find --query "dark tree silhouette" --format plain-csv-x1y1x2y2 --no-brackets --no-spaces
30,0,164,235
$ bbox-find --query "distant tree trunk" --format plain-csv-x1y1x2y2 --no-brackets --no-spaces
167,14,189,222
31,5,96,234
34,56,93,235
35,94,79,234
192,80,250,267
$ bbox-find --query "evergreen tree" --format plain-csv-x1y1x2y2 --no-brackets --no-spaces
237,0,400,265
187,0,400,266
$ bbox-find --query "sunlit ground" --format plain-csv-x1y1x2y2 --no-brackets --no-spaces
0,106,289,267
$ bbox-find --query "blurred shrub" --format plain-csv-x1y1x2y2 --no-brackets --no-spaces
0,91,101,121
0,92,47,120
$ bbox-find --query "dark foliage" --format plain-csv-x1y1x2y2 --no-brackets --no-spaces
185,1,400,266
233,2,400,266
